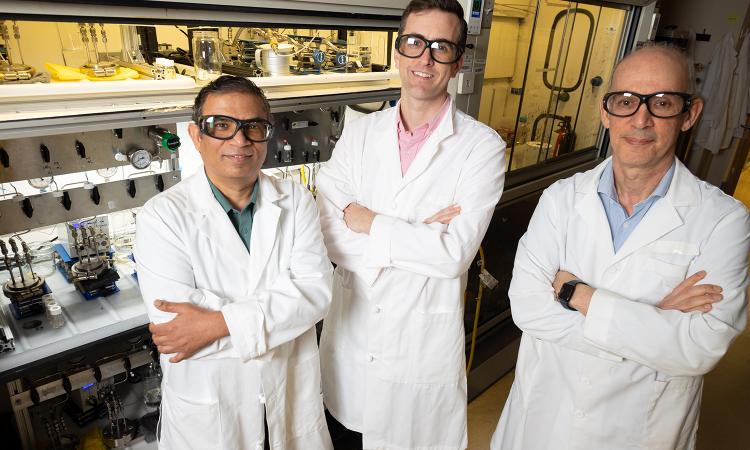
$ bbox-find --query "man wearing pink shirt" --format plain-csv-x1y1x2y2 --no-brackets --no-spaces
315,1,505,448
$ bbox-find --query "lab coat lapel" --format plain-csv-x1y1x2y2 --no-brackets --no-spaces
193,172,253,270
612,160,696,264
395,99,455,194
575,164,615,265
246,173,282,293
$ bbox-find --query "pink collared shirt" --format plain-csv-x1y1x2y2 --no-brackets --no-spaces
396,96,451,176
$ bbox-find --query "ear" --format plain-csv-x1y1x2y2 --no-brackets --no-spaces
681,97,704,132
394,50,400,70
449,55,464,78
599,97,610,129
188,122,203,153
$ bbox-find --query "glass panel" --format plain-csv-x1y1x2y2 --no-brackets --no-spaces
478,1,627,172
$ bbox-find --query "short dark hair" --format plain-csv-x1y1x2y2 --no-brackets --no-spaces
192,75,272,123
399,0,468,51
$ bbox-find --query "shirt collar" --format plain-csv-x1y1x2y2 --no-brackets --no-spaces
597,159,676,206
206,173,258,214
396,95,451,134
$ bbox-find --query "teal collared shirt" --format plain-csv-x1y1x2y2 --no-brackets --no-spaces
597,160,675,253
207,176,258,252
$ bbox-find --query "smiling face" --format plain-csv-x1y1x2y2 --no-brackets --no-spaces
601,47,703,174
395,8,463,106
188,91,268,190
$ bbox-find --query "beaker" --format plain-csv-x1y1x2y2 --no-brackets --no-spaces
192,30,222,85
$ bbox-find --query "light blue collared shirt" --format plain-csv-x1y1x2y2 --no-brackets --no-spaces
597,160,675,253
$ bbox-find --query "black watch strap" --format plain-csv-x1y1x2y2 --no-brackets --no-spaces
558,280,587,311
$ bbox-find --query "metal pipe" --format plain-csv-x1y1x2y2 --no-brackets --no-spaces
20,241,35,277
9,240,25,283
0,240,17,284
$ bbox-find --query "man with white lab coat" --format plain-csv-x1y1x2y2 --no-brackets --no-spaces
316,1,505,448
135,76,333,450
492,45,750,450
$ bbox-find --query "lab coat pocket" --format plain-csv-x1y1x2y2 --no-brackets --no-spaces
408,311,464,384
161,385,222,449
643,373,702,449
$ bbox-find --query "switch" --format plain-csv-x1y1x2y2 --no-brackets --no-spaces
282,143,293,163
457,72,474,94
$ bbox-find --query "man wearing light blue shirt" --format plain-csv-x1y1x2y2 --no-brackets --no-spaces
493,44,750,450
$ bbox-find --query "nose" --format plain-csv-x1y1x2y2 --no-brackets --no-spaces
231,126,252,145
418,46,435,66
630,101,654,128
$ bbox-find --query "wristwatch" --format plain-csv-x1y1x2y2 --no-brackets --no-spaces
557,280,587,311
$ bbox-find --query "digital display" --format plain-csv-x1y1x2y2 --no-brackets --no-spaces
472,0,481,18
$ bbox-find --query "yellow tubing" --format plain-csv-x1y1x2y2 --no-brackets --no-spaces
466,245,485,373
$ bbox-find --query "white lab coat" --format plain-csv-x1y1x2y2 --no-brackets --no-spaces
316,97,505,450
135,170,333,450
491,157,750,450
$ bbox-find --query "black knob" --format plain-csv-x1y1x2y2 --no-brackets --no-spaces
75,140,86,159
40,144,50,163
22,198,33,218
61,191,72,210
90,186,101,205
127,180,137,198
590,76,603,87
0,148,9,168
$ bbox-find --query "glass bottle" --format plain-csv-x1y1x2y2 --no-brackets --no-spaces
192,30,222,85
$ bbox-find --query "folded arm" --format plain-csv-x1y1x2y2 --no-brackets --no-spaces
136,188,332,363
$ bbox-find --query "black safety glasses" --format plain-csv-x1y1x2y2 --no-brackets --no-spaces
395,34,463,64
199,115,274,142
602,91,694,118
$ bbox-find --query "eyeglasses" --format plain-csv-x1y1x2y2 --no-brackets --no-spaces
198,115,274,142
602,91,694,118
395,34,463,64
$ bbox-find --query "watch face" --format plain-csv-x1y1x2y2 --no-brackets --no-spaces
28,177,53,189
559,282,575,301
96,167,119,179
129,149,152,169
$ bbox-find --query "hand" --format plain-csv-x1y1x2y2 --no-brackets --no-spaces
552,270,578,296
553,270,594,315
149,300,229,363
658,271,723,313
343,203,377,234
424,204,461,225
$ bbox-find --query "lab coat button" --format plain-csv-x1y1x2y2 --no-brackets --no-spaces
581,377,591,386
368,354,375,362
258,394,266,404
574,409,585,419
374,305,382,314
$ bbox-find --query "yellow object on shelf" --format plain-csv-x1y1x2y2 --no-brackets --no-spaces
44,63,140,82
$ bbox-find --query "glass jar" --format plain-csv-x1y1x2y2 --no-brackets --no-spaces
29,242,56,277
192,30,222,85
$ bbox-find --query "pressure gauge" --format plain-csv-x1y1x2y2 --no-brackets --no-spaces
28,177,53,189
127,148,153,170
96,167,119,179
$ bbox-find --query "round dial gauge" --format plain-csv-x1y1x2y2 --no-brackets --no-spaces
28,177,53,189
128,148,152,170
96,167,119,179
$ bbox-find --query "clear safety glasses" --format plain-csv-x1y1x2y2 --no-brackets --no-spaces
602,91,694,119
395,34,463,64
199,115,274,142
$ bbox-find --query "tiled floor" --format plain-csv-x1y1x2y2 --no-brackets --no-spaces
467,166,750,450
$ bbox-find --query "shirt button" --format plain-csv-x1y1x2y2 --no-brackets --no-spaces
575,409,585,419
368,355,375,362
